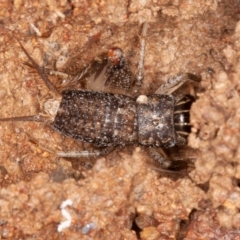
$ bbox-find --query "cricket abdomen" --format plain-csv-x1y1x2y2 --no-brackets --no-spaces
52,90,138,147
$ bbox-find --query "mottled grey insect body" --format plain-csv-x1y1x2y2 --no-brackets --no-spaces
137,94,176,148
51,90,193,149
52,90,138,147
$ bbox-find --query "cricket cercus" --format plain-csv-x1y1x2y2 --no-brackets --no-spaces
0,24,200,169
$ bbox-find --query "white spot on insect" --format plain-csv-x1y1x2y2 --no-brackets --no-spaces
57,199,73,232
136,95,148,104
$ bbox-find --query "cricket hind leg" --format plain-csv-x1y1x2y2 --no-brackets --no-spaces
25,22,148,95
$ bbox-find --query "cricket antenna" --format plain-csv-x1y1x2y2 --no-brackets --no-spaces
0,39,61,123
0,115,50,122
16,39,61,97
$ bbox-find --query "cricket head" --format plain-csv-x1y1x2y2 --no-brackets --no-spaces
42,96,62,122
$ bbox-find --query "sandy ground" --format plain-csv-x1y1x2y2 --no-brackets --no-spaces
0,0,240,239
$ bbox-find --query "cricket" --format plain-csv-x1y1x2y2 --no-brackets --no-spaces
0,23,200,169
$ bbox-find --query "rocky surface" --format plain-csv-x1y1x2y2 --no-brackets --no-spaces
0,0,240,239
